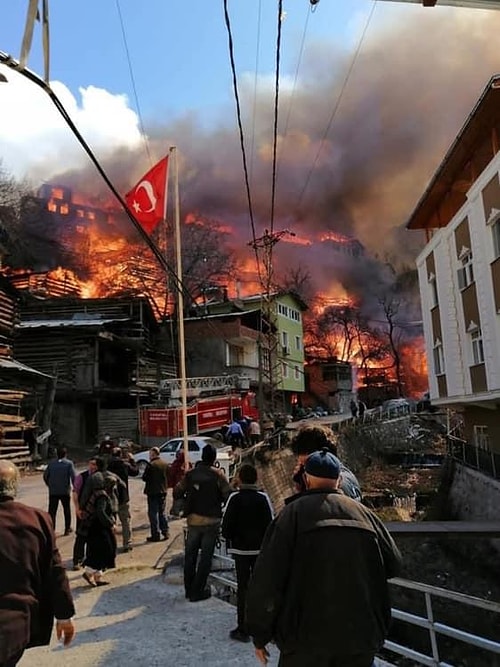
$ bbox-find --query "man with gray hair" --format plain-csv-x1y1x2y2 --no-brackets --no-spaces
0,460,75,666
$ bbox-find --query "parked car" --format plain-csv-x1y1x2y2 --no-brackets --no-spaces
381,398,411,413
133,436,232,476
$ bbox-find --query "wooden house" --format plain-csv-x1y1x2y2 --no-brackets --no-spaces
13,294,175,450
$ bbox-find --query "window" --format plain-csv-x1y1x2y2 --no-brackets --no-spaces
428,273,438,308
433,339,444,376
226,343,244,366
282,363,288,379
473,425,490,451
470,328,485,365
493,220,500,260
294,366,300,380
282,331,289,348
457,249,474,289
295,335,301,351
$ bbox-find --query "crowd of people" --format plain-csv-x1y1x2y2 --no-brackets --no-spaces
0,423,401,667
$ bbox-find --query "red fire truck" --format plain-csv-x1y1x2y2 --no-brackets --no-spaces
138,376,259,447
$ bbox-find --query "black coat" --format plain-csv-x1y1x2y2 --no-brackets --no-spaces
174,462,231,519
246,489,401,657
221,486,273,555
0,499,75,663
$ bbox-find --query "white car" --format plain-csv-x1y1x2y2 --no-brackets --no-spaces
133,436,233,476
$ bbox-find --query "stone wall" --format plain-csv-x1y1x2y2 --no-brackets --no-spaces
446,461,500,556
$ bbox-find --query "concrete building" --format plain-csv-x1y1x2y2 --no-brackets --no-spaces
196,291,307,412
408,74,500,454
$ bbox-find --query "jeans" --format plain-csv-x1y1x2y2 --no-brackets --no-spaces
118,502,132,547
184,523,219,599
48,494,71,531
147,493,168,538
234,555,257,631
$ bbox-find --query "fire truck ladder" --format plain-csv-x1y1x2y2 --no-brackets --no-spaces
159,375,250,399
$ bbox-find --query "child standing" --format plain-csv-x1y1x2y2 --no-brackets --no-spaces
221,463,274,643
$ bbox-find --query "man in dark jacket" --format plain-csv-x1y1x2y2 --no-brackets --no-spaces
174,443,231,602
221,464,273,643
107,447,139,552
142,447,170,542
246,448,401,667
43,446,76,535
0,460,75,666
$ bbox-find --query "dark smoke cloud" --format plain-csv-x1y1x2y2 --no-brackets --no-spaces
38,6,500,309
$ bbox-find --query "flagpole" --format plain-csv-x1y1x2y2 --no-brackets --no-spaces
170,146,189,470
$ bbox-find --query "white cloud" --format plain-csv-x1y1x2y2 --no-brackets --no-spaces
0,66,142,179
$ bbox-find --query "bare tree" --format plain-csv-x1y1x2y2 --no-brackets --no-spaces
279,265,314,303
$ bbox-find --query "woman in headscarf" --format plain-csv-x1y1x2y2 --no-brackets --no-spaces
80,471,117,586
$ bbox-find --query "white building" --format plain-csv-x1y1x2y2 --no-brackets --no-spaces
408,75,500,453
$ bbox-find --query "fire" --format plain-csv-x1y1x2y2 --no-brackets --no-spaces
282,234,312,246
313,287,358,314
4,182,429,399
319,231,353,244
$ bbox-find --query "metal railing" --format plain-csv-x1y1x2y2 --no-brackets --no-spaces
447,436,500,481
386,577,500,666
210,546,500,667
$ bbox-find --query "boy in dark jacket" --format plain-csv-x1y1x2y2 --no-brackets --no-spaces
221,464,274,643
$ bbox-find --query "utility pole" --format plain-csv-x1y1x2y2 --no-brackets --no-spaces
248,228,295,426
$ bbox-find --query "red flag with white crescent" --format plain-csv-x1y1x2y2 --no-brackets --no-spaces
125,156,169,234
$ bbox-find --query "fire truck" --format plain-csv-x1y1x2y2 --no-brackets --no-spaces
138,375,259,447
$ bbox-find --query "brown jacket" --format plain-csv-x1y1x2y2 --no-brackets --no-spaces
142,457,169,495
0,499,75,662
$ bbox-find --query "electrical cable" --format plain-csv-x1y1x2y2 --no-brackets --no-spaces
269,0,283,237
295,0,377,213
222,0,262,286
115,0,153,167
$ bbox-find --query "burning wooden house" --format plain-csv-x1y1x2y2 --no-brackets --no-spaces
12,293,175,450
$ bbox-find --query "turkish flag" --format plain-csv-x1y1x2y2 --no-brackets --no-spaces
125,156,169,234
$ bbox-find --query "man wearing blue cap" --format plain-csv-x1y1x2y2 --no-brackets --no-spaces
246,448,401,667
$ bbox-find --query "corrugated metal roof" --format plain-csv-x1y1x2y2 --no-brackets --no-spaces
17,318,129,329
0,358,52,377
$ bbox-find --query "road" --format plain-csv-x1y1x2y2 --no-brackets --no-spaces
13,470,277,666
13,470,394,667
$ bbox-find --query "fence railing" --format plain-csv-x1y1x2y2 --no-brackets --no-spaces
386,577,500,666
210,545,500,667
447,436,500,481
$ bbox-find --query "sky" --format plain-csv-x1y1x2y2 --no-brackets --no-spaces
2,0,500,266
0,0,375,175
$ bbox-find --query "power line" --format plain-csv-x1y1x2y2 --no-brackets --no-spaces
115,0,153,166
295,0,377,213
